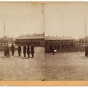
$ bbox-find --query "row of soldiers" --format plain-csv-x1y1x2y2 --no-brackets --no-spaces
4,43,34,58
49,42,75,51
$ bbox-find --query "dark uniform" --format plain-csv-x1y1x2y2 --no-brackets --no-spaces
87,45,88,57
85,44,88,57
23,45,26,57
11,43,15,56
18,45,21,56
27,45,31,58
31,44,34,58
6,45,10,58
4,45,7,56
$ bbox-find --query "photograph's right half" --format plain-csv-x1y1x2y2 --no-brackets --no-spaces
45,2,88,81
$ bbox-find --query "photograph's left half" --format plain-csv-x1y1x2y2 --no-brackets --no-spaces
0,2,45,81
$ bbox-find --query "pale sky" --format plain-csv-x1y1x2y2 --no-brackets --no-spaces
0,2,44,38
45,2,88,39
1,2,88,39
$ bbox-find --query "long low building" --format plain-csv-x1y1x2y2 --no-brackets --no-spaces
15,33,45,47
45,36,75,53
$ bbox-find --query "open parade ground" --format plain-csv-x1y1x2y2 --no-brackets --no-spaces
0,47,45,81
0,45,88,81
45,51,88,81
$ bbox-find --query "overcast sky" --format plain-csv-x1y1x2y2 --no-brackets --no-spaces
0,2,44,38
45,2,88,39
1,2,88,39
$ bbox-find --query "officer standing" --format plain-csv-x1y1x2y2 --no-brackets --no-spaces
27,44,31,58
11,43,15,56
4,44,6,56
18,44,21,57
31,44,34,58
6,43,10,58
87,44,88,57
23,43,26,57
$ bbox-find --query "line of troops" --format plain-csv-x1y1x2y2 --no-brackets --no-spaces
45,41,76,54
4,43,34,58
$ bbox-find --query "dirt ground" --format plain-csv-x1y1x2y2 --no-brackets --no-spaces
45,52,88,81
0,47,45,81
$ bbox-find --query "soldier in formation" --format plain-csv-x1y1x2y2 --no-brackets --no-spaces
18,44,21,57
49,40,75,53
4,43,10,58
85,43,88,57
31,44,34,58
11,43,15,56
23,43,26,57
4,43,35,58
27,44,31,58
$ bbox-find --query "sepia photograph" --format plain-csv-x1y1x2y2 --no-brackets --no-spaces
1,1,88,86
45,2,88,81
0,2,45,81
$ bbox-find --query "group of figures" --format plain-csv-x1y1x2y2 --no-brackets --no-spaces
49,42,75,55
4,43,35,58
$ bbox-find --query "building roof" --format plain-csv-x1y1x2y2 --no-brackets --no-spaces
45,36,74,40
16,33,44,39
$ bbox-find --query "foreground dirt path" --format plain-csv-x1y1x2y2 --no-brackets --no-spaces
45,52,88,81
0,47,45,81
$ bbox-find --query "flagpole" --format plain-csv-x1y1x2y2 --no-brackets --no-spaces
4,20,5,45
85,20,87,45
